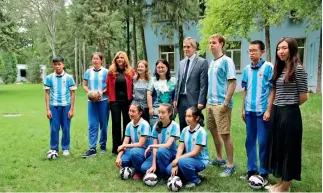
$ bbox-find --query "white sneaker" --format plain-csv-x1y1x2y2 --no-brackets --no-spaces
63,150,69,156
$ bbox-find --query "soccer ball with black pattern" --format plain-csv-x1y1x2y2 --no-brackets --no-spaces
119,167,134,180
143,173,158,186
167,176,182,192
46,150,58,160
248,175,265,189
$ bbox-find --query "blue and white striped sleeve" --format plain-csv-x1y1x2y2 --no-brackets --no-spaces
241,67,248,88
68,75,77,90
140,123,150,137
152,125,158,139
225,58,236,80
83,70,90,80
196,130,207,147
266,63,274,88
179,128,186,143
44,75,51,90
170,123,181,139
125,123,131,137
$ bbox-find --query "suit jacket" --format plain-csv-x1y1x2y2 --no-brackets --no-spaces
174,55,209,107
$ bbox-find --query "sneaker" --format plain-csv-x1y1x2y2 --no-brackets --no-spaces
185,179,201,188
82,149,97,158
260,174,269,186
62,150,70,156
208,158,227,167
132,172,142,180
220,166,236,177
100,146,106,153
239,171,258,180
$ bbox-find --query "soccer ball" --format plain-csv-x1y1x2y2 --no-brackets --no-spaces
248,175,265,189
87,91,99,101
120,167,134,180
46,150,58,160
143,173,158,186
167,176,182,192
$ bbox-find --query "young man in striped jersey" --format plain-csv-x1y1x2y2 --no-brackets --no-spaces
44,57,77,157
207,34,237,177
240,40,274,185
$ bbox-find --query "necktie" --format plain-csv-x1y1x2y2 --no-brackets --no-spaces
182,59,190,83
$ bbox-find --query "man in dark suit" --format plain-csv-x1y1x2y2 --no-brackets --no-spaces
173,37,209,130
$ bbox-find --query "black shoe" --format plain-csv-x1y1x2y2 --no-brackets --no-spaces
100,146,106,153
239,171,258,180
82,148,97,158
260,174,269,186
112,149,118,155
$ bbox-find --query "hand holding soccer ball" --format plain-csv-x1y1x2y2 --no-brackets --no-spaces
87,91,100,102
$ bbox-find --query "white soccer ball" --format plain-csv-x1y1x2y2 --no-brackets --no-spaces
46,150,58,160
143,173,158,186
120,167,134,180
167,176,182,192
248,175,265,189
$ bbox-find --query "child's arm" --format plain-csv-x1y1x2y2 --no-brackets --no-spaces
241,88,246,122
123,136,147,148
45,90,52,119
149,136,175,149
172,144,202,167
68,90,75,119
146,139,158,173
83,80,90,93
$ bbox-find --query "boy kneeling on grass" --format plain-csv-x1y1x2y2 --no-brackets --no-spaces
44,57,77,157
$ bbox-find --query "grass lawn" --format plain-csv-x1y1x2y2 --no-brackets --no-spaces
0,84,321,192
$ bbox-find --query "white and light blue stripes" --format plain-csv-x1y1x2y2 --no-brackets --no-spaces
208,55,236,108
125,118,151,148
44,72,77,106
83,67,109,101
180,125,209,166
242,60,274,114
152,121,180,152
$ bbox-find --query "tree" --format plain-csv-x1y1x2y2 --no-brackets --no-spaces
1,52,17,84
27,57,42,83
149,0,200,59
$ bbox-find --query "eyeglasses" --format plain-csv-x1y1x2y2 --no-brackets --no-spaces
248,49,260,54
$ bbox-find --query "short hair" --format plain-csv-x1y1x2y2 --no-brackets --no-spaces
184,37,197,49
210,34,226,48
250,40,265,51
154,59,171,81
52,57,64,63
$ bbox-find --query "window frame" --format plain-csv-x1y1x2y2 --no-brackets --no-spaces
159,44,175,72
294,37,306,67
225,41,242,72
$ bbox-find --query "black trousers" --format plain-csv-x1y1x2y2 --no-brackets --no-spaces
178,94,192,131
110,100,131,154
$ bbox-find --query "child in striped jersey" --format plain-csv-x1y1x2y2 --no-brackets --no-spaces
82,52,109,158
115,103,151,180
167,106,209,189
44,57,77,156
142,103,180,184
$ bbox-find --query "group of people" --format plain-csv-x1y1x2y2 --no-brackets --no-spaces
44,34,308,192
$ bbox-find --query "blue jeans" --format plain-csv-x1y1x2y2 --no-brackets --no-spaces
141,148,176,177
121,149,132,167
245,112,269,174
88,100,109,149
49,105,71,151
166,157,205,183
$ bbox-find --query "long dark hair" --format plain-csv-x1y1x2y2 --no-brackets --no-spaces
273,37,302,84
154,59,171,81
130,103,144,118
156,103,173,133
186,106,204,127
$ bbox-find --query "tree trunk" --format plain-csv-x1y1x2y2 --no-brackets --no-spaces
178,24,184,60
78,43,82,85
133,15,138,67
99,39,105,65
106,42,112,68
265,25,271,62
316,28,322,93
82,41,86,78
140,22,148,61
126,0,131,59
74,38,78,85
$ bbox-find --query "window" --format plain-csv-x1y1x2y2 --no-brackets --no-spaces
295,38,306,65
159,45,175,71
225,41,242,71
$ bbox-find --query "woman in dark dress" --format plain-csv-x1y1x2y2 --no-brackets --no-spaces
266,37,309,192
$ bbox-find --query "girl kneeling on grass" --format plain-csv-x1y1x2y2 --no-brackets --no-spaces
166,106,209,189
141,103,180,183
115,103,151,179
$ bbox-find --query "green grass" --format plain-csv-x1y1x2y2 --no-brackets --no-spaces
0,84,321,192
